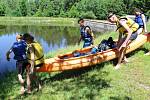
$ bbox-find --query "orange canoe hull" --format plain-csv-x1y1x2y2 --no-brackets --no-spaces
36,33,150,72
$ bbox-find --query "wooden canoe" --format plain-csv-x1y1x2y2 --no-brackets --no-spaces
36,33,150,72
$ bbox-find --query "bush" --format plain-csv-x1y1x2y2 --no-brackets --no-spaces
67,5,79,18
146,10,150,22
80,11,97,19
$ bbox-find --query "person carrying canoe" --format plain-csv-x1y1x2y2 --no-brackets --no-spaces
134,8,147,34
107,13,139,69
78,18,94,48
6,34,29,95
23,33,44,93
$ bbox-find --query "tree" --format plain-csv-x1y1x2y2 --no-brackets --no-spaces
0,0,5,16
19,0,27,16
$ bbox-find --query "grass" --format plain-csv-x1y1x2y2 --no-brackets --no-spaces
0,22,150,100
0,17,77,26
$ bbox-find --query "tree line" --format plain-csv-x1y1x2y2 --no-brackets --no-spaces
0,0,149,19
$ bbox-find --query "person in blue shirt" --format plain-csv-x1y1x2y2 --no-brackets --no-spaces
134,8,150,56
6,34,29,95
78,18,94,48
134,8,147,34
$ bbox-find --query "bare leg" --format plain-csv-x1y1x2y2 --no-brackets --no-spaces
122,47,129,63
34,67,42,91
33,74,42,91
115,47,126,69
115,39,131,69
122,40,131,63
122,56,129,63
26,65,31,94
18,74,25,95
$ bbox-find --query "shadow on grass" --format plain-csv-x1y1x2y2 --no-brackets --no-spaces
38,62,112,99
0,61,110,99
42,61,110,83
3,47,147,99
110,47,150,66
110,96,132,100
0,72,18,99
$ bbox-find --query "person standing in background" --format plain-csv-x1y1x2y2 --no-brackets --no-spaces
134,8,147,34
78,18,94,48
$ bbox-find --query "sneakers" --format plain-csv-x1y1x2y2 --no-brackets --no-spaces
114,64,120,70
145,52,150,56
27,90,31,94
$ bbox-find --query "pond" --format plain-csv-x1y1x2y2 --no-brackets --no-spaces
0,25,101,75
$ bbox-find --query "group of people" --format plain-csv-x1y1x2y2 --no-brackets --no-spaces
78,8,148,69
6,33,44,95
6,8,149,95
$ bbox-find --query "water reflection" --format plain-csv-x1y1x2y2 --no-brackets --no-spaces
0,25,100,74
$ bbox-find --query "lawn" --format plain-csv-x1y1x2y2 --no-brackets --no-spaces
0,22,150,100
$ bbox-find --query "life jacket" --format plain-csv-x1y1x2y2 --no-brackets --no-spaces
116,17,139,35
80,26,93,43
135,14,144,28
80,26,85,37
27,41,44,66
12,40,27,61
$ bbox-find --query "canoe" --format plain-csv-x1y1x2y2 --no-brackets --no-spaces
36,33,150,72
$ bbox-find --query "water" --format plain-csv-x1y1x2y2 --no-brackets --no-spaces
0,25,100,74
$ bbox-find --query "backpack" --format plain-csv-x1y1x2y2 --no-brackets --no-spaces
98,37,116,52
107,37,117,48
98,39,110,52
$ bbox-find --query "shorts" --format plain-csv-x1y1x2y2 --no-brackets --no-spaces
123,32,138,41
129,32,138,41
16,60,29,75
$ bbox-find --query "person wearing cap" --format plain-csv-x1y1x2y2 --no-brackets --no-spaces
6,34,29,95
78,18,94,48
107,13,139,69
23,33,44,93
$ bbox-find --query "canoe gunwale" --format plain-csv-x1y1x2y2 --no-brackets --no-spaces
58,48,118,61
36,32,150,72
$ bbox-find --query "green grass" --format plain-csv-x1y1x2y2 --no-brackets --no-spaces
0,17,77,26
0,22,150,100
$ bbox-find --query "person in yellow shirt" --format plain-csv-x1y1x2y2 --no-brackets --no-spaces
23,33,44,93
107,13,139,69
